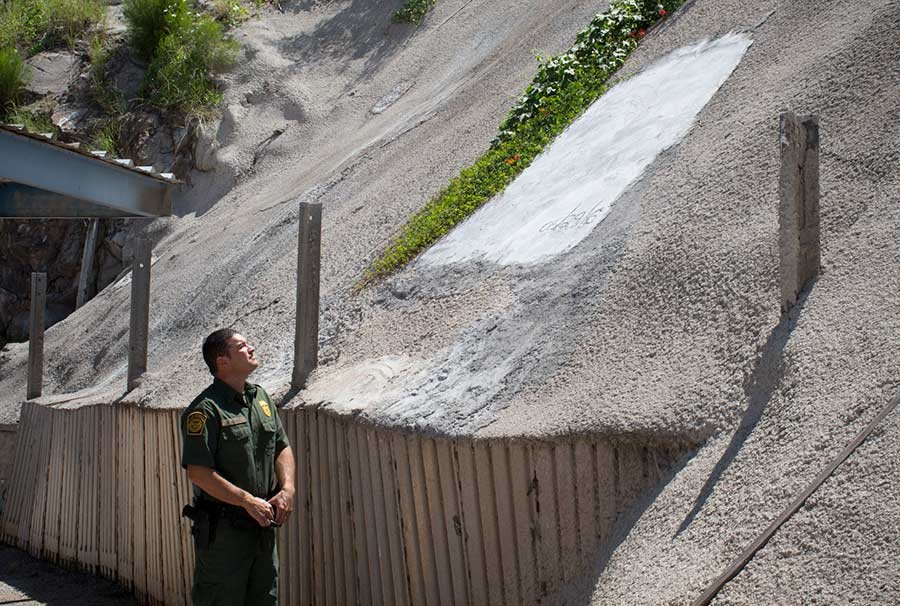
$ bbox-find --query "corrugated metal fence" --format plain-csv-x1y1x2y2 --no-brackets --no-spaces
1,401,680,605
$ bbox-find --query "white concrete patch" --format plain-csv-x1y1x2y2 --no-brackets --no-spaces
300,356,418,414
422,33,752,266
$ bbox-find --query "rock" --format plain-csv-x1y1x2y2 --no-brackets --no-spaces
97,249,123,288
24,52,80,96
111,57,145,100
105,3,127,33
119,111,181,171
193,120,219,171
0,220,87,346
0,288,17,337
52,107,88,132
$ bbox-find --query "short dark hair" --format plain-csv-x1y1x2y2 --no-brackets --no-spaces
202,328,236,375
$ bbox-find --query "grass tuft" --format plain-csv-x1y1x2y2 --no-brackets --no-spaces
210,0,249,27
365,0,684,283
0,47,29,111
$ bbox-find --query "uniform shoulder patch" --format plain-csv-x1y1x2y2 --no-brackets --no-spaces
186,411,207,435
258,399,272,417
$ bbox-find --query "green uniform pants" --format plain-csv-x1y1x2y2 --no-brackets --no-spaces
192,519,279,606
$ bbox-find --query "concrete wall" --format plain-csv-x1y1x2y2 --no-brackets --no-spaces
1,402,684,605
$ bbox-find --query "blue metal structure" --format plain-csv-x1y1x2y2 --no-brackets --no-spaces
0,124,175,218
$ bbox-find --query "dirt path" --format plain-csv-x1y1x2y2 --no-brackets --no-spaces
0,545,136,606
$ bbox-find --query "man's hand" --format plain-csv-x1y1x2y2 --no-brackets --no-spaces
243,495,275,527
267,487,294,525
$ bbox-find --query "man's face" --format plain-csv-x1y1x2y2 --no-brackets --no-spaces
220,334,259,376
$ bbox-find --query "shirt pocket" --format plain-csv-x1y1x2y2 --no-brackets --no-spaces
219,421,252,467
258,417,278,454
222,422,251,443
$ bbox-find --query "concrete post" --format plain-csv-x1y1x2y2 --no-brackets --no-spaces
26,273,47,400
127,238,152,392
76,219,100,309
291,203,322,390
778,112,820,312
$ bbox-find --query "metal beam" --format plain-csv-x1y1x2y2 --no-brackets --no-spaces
0,129,172,217
0,184,139,218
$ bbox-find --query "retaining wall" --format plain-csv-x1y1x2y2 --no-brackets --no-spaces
1,401,683,605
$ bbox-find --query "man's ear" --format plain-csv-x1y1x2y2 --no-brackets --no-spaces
217,353,231,371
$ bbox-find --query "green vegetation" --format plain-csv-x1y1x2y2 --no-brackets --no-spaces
91,118,122,155
83,31,126,155
123,0,239,114
0,0,240,151
0,0,104,54
0,48,28,111
393,0,436,25
5,107,55,133
0,0,103,115
366,0,684,283
210,0,249,28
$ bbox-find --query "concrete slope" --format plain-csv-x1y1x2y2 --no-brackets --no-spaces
560,1,900,604
0,0,609,420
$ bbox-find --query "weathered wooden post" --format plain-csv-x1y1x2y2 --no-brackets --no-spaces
76,218,100,309
26,272,47,400
291,202,322,390
127,238,151,392
778,112,820,312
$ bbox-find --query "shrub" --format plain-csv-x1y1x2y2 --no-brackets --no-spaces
123,0,238,114
123,0,191,62
0,47,29,111
393,0,436,24
143,14,238,113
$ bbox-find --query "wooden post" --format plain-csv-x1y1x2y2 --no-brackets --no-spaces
27,272,47,400
778,112,820,312
127,238,151,392
76,219,100,309
292,203,322,390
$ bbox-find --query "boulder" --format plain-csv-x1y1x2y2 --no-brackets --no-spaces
24,51,80,96
193,120,219,171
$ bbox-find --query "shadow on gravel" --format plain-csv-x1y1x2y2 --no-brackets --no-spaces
552,448,698,605
0,544,136,605
278,0,412,80
675,284,815,536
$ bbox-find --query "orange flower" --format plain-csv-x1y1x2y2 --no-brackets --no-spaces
504,154,522,165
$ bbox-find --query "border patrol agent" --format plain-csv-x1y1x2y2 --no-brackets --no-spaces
181,328,295,605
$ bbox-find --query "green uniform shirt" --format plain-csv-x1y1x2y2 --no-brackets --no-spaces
181,379,290,501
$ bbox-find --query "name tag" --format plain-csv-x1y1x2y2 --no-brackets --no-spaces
221,415,248,428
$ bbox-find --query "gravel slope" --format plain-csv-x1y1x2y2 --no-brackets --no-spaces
0,0,609,419
1,0,898,603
